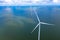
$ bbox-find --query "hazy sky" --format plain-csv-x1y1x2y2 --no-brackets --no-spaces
0,0,60,6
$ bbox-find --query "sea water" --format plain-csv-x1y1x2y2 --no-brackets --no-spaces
0,6,60,40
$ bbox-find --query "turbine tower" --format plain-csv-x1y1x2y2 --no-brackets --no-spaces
31,7,54,40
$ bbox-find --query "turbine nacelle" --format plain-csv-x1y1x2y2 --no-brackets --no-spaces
30,6,54,40
31,22,54,33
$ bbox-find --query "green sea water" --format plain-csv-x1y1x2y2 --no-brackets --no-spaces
0,6,60,40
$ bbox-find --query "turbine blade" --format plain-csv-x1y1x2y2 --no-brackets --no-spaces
31,23,39,33
40,22,54,25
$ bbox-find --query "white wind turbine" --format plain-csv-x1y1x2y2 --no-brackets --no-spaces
31,7,54,40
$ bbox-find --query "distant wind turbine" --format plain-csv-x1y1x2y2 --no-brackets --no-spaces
31,7,54,40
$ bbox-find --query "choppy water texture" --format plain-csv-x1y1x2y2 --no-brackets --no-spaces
0,6,60,40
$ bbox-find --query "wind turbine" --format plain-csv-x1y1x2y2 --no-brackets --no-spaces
31,7,54,40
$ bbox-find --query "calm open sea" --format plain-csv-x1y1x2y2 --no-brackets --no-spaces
0,6,60,40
